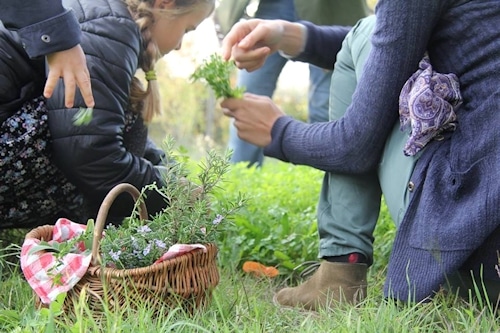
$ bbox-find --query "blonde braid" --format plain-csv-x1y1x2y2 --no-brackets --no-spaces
126,0,162,123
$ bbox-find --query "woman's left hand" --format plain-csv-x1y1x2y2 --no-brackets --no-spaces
221,93,285,147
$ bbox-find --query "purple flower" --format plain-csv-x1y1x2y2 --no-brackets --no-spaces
143,243,152,256
212,214,224,225
109,249,122,261
137,225,152,234
154,239,167,249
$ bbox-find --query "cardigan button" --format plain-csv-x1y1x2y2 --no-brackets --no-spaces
408,181,415,192
41,35,51,43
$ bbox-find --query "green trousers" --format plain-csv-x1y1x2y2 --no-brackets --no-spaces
317,15,420,263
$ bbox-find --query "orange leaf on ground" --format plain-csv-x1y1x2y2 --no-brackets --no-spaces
242,261,279,278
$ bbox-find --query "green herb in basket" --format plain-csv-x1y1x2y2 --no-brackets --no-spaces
99,136,247,269
190,53,245,99
28,219,94,258
73,107,93,126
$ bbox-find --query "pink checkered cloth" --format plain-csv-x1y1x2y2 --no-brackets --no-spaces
20,218,91,304
154,244,207,264
21,218,208,304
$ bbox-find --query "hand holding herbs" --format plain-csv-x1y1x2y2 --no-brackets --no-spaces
190,54,245,99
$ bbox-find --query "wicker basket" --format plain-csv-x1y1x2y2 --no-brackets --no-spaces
25,183,220,315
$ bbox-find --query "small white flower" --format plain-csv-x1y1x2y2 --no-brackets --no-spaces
155,239,167,249
109,249,122,261
137,225,152,234
212,214,224,225
143,243,152,256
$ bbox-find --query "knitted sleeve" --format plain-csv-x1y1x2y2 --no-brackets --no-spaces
264,0,448,174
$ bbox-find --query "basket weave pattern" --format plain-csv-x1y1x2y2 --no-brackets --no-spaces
25,183,220,314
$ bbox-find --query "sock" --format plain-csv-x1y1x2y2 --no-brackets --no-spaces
324,252,367,264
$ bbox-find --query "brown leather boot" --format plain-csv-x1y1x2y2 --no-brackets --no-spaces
274,261,367,311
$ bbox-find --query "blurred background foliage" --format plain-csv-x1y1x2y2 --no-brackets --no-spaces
147,60,308,157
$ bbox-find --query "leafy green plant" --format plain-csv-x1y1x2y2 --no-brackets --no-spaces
99,136,246,269
214,160,397,279
214,161,323,275
190,54,245,99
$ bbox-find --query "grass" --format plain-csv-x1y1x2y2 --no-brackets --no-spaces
0,160,498,332
0,259,498,332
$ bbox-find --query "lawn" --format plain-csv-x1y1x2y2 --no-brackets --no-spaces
0,160,498,332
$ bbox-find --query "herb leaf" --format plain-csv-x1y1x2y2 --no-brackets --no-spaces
73,107,93,126
190,54,245,99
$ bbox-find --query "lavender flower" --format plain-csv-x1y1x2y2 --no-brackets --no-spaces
96,139,245,270
143,243,152,256
137,225,152,234
155,239,167,249
109,249,122,261
212,214,224,225
133,249,142,259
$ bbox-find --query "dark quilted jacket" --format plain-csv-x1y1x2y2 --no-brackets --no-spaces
0,0,168,220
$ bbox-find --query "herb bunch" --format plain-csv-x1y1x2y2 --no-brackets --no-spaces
99,136,246,269
190,54,245,99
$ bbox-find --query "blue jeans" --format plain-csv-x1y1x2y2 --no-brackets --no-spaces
228,0,331,167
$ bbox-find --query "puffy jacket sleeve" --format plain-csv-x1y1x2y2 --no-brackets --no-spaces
0,1,81,58
46,6,166,218
0,25,45,123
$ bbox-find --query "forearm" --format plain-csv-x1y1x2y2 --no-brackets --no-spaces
293,21,351,70
264,115,387,174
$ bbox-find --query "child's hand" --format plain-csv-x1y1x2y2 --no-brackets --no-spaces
44,45,95,109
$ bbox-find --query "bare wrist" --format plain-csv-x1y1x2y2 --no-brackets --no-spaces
277,22,307,58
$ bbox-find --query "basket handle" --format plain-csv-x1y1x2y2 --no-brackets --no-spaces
91,183,149,266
